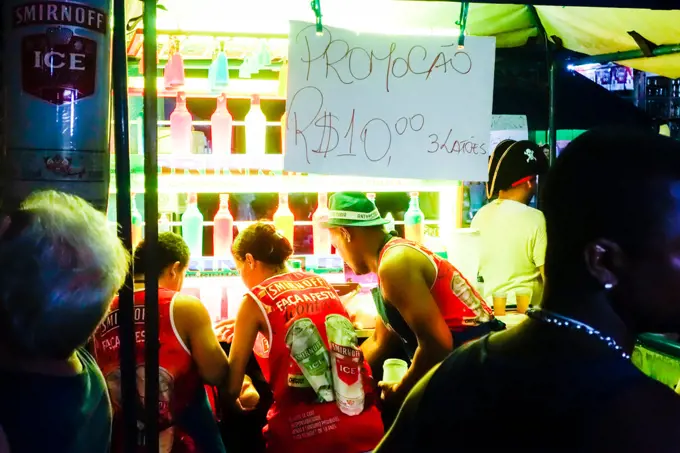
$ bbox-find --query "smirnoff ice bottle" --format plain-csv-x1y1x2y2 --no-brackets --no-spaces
452,273,492,323
325,314,364,416
285,318,334,403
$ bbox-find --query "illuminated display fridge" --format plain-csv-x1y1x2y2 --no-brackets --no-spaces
108,10,487,338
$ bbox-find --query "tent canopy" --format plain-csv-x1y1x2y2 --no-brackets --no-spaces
126,1,680,78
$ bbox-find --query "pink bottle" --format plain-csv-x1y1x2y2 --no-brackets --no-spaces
211,94,233,155
170,91,192,155
312,192,331,255
213,194,234,257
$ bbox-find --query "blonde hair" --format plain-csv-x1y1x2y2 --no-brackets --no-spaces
0,190,130,358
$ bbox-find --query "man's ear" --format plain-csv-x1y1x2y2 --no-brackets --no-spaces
584,239,626,290
339,227,352,243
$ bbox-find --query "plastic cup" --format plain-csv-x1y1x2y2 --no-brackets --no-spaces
492,293,507,316
515,290,532,314
383,358,408,383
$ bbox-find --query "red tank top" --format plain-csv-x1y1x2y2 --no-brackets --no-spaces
248,272,383,453
379,238,494,330
93,288,202,453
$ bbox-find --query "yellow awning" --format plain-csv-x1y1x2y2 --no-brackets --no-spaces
125,1,680,77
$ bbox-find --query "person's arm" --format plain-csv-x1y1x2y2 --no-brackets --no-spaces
227,295,265,402
379,247,452,398
361,316,399,373
374,364,441,453
173,295,230,386
533,213,547,283
0,425,10,453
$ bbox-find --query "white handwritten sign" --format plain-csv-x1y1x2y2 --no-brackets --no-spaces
490,114,529,152
283,21,496,181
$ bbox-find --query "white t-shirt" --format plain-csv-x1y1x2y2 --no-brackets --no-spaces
470,199,546,307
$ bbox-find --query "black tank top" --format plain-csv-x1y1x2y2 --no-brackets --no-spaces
393,335,649,452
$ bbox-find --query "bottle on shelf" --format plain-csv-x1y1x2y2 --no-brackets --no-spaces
131,194,144,249
208,48,229,91
404,192,425,244
278,60,288,98
164,38,185,89
182,193,204,258
476,276,485,301
159,213,171,233
367,192,377,206
385,212,396,233
280,111,287,155
213,194,234,258
211,94,233,155
106,198,118,235
134,112,144,155
245,94,267,155
273,192,295,246
312,192,331,255
170,91,193,155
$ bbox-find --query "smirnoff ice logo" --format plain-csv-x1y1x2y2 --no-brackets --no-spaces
13,2,108,34
15,2,108,104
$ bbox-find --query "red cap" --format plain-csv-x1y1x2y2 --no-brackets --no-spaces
188,192,197,203
251,94,260,105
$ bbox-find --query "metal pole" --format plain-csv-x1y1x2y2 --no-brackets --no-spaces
112,0,137,451
548,55,557,167
142,0,160,451
568,43,680,66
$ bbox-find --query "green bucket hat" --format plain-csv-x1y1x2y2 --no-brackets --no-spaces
322,192,389,228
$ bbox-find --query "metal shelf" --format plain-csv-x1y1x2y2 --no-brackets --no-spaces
109,154,460,194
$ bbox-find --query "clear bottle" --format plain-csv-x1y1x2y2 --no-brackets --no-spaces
278,60,288,98
213,194,234,258
273,192,295,246
106,195,118,236
159,213,171,233
312,192,331,255
245,94,267,155
367,192,377,206
211,94,233,155
476,275,485,302
131,194,144,249
384,212,396,233
170,91,193,155
135,112,144,155
182,192,204,258
280,111,287,155
404,192,425,244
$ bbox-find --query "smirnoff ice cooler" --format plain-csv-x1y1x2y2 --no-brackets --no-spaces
2,0,113,212
326,314,365,416
285,318,334,403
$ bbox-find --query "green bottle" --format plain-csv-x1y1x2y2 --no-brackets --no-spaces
182,192,204,258
131,194,144,248
404,192,425,244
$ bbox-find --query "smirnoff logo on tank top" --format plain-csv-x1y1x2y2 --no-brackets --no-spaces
96,306,147,336
259,275,340,322
264,276,333,299
13,2,108,34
